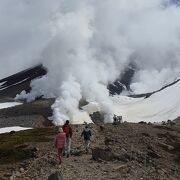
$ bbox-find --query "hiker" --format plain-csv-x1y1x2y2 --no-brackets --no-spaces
54,127,66,165
62,120,72,157
81,125,92,153
113,114,117,125
113,114,122,125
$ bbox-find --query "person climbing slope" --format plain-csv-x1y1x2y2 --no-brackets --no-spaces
81,125,92,153
54,127,66,165
62,120,72,157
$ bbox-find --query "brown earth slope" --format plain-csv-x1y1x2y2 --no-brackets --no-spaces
0,123,180,180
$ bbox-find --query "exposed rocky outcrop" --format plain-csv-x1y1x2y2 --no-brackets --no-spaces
0,64,47,100
173,117,180,126
108,63,136,95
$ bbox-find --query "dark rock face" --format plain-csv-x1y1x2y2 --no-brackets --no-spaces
0,64,47,100
78,99,89,109
108,63,136,95
0,64,46,90
173,117,180,126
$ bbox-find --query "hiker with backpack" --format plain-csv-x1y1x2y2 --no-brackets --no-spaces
54,127,66,165
62,120,72,157
81,125,92,153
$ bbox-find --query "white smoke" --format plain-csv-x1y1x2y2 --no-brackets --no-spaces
52,76,82,125
1,0,180,124
0,0,60,78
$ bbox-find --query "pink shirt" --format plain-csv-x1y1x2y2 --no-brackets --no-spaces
55,132,66,149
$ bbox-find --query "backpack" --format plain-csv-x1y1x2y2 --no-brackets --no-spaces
83,129,91,140
63,125,70,137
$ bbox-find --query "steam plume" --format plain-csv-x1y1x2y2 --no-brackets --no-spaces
1,0,180,124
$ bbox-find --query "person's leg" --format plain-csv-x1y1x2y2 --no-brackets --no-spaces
85,140,90,153
87,140,90,149
67,138,71,157
58,148,63,164
65,138,68,156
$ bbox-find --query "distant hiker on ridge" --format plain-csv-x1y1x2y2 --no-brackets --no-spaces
81,125,92,153
54,127,66,165
113,114,122,125
62,120,72,157
113,114,117,124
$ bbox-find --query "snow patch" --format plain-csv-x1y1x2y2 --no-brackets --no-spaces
0,126,32,134
0,81,7,87
0,102,22,109
112,80,180,123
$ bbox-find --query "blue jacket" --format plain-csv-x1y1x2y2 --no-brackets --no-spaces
81,128,92,140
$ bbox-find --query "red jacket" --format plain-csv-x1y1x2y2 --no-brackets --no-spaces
62,124,72,138
54,132,66,149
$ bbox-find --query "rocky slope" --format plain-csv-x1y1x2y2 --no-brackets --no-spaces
0,64,46,102
0,99,54,128
0,63,135,101
0,122,179,180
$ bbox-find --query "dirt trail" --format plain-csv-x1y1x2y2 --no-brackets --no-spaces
0,123,180,180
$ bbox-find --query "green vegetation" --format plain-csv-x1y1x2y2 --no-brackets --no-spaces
0,128,56,164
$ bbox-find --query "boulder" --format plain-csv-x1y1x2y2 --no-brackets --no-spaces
48,171,63,180
92,148,118,161
90,112,104,123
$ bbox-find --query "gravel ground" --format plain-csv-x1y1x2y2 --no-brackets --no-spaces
0,123,180,180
